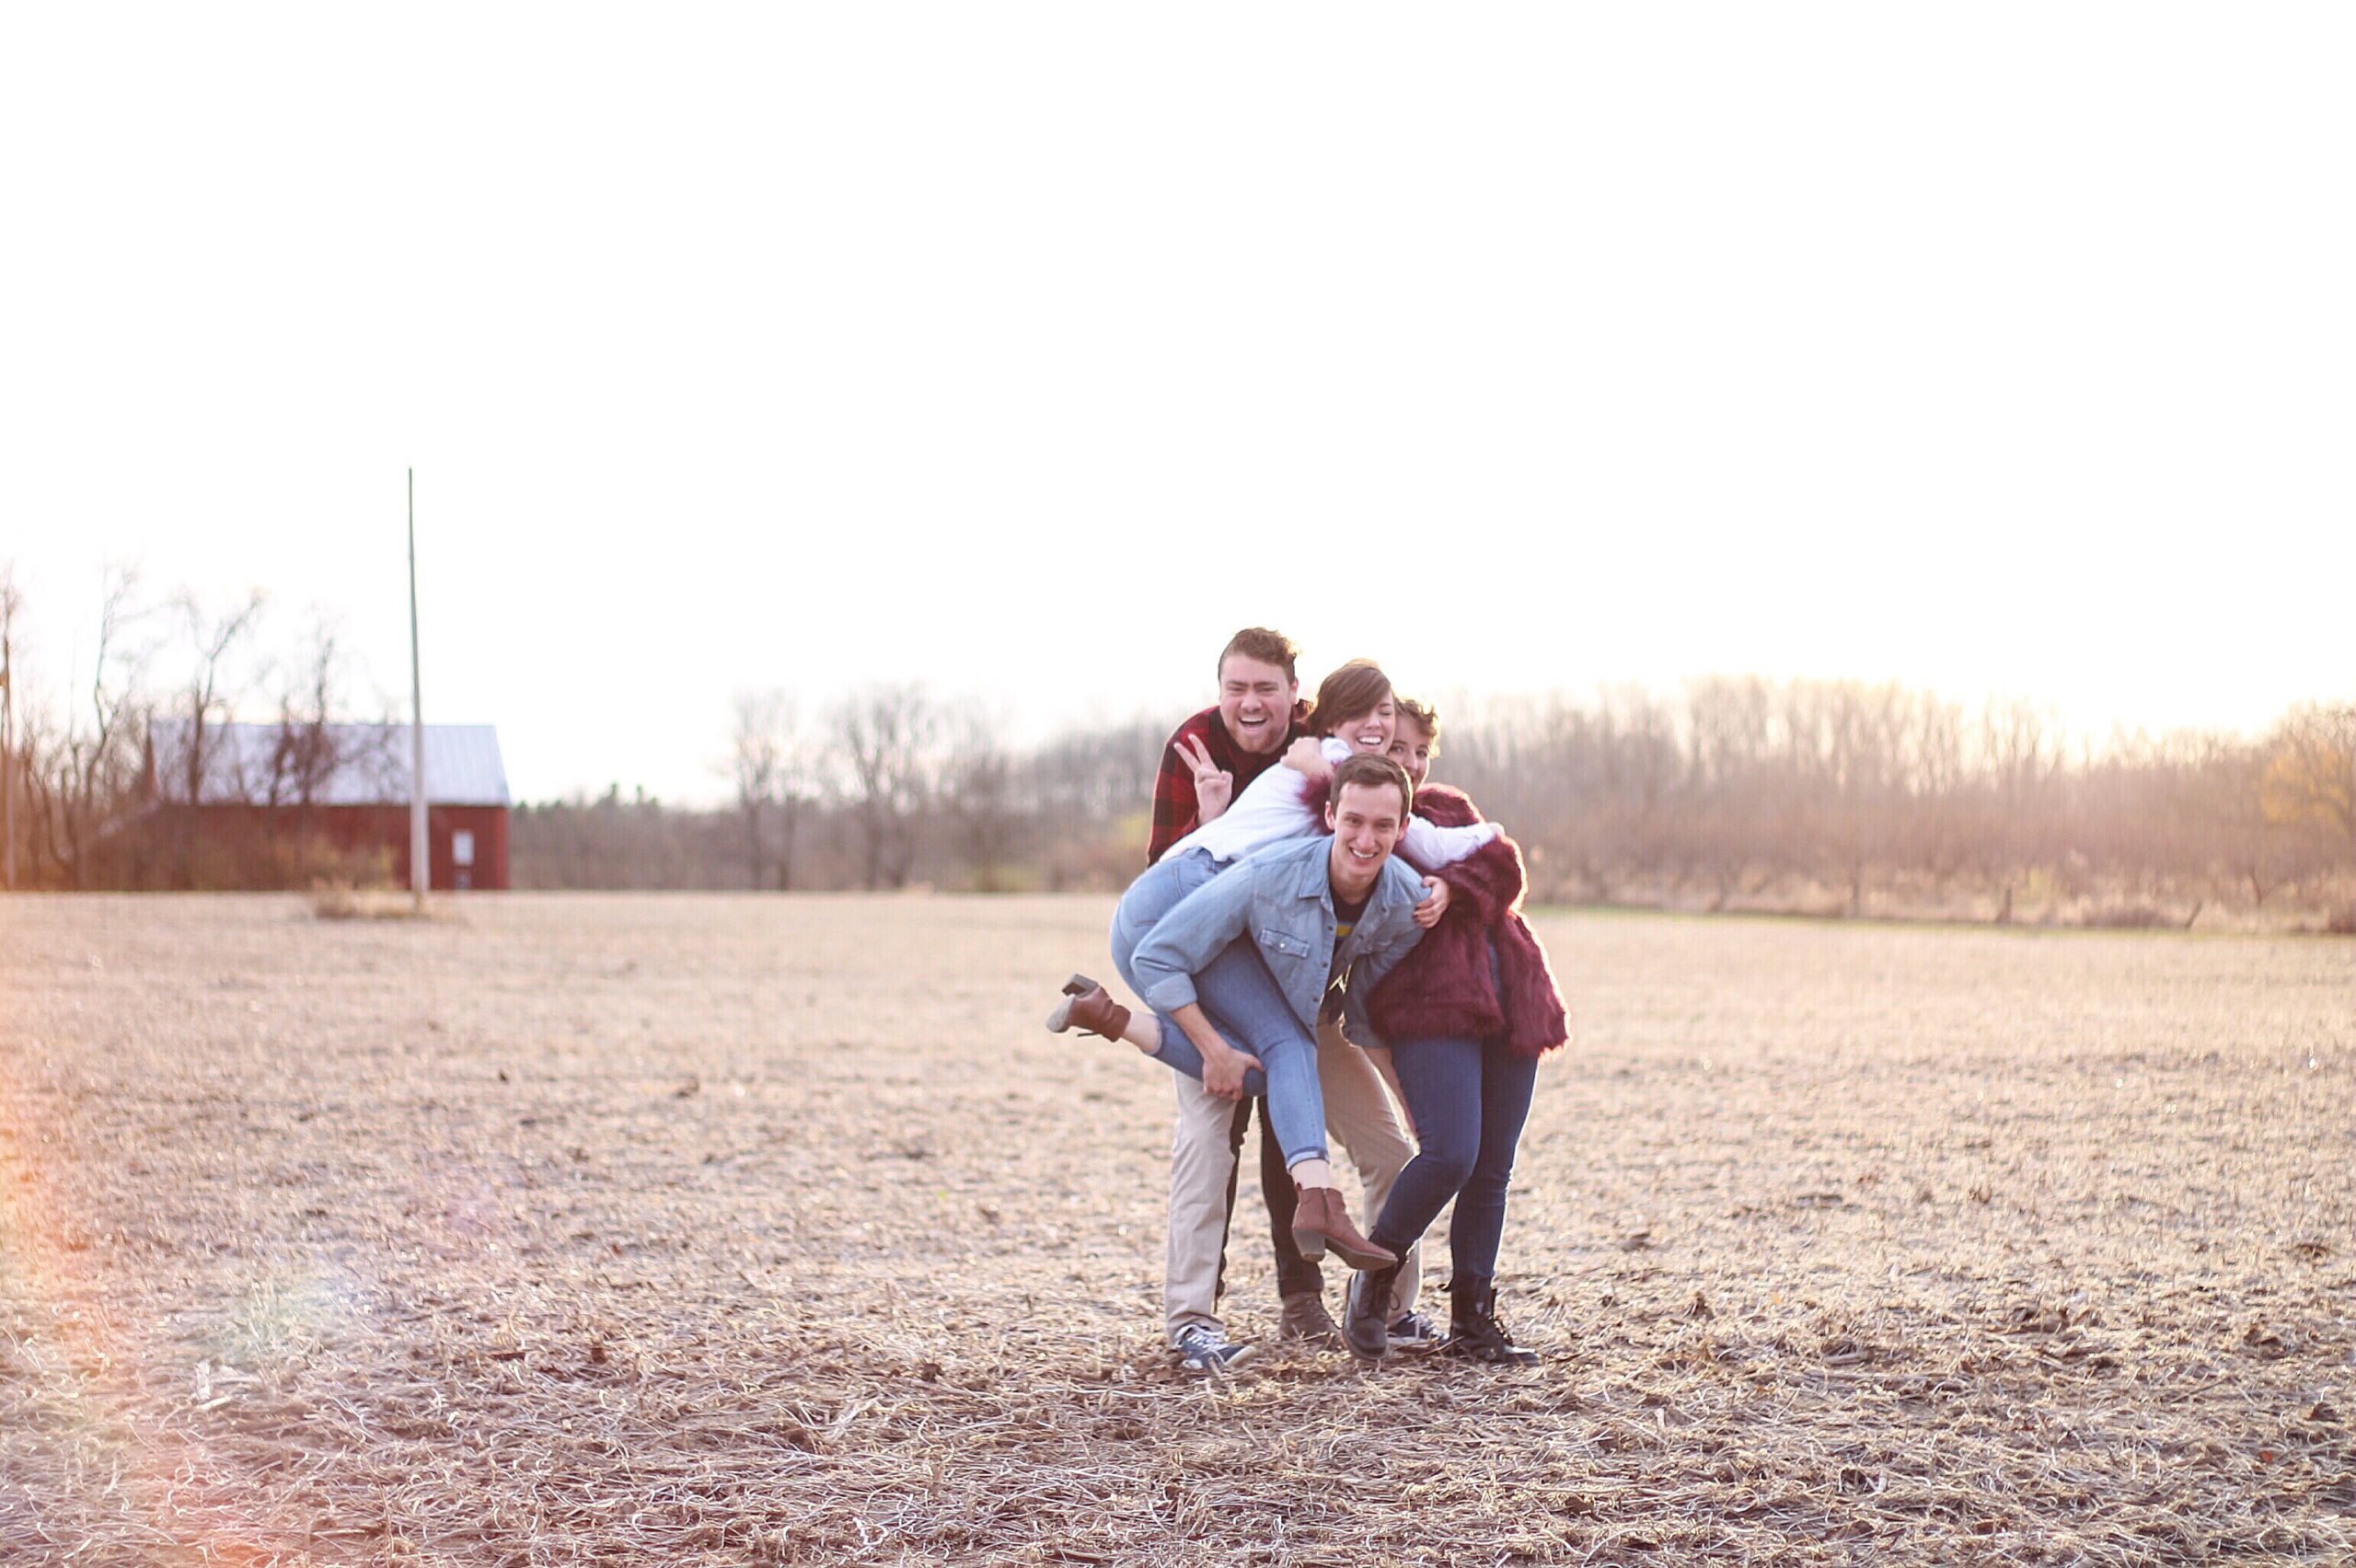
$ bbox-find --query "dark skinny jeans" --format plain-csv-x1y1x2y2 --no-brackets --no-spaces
1374,1029,1539,1283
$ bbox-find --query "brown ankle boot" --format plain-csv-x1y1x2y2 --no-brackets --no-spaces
1290,1183,1397,1272
1045,973,1131,1042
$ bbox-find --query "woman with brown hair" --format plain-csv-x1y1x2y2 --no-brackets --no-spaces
1338,697,1569,1366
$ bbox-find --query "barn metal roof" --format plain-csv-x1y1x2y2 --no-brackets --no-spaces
147,720,512,807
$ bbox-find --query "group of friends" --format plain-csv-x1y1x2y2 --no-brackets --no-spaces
1046,628,1568,1372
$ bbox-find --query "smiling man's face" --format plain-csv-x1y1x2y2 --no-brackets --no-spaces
1217,652,1297,756
1325,778,1407,900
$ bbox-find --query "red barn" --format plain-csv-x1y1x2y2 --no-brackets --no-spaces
146,720,512,891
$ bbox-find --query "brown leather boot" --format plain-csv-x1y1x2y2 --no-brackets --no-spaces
1279,1289,1343,1347
1045,973,1132,1042
1290,1183,1398,1272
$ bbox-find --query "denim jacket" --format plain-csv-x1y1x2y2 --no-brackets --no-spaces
1129,835,1429,1050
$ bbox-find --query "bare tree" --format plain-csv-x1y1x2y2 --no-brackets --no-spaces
714,688,823,891
1022,713,1162,889
725,688,789,891
49,566,155,888
770,698,821,893
939,698,1018,891
260,615,365,879
1027,715,1161,822
14,701,70,885
172,589,267,796
2163,732,2281,907
830,683,937,890
271,620,343,797
163,589,266,887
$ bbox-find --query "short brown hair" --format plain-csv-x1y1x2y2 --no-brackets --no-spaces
1305,659,1392,739
1218,628,1299,683
1395,696,1441,755
1329,754,1413,818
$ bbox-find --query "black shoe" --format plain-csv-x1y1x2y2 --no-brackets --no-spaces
1443,1274,1540,1366
1345,1259,1403,1364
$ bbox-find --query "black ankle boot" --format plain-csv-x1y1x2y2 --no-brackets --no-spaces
1444,1274,1539,1366
1345,1254,1405,1363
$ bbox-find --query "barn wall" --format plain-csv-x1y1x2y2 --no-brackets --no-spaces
363,804,510,892
428,805,509,892
183,803,512,891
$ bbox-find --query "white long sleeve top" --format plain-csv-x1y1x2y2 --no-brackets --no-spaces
1159,736,1499,869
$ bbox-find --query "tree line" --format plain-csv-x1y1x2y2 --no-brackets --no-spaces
1429,680,2354,928
4,564,2350,926
539,677,2354,931
515,686,1167,894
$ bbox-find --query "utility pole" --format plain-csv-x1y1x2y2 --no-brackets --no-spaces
409,469,428,912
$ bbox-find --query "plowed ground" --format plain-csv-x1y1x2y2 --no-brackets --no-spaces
2,894,2350,1564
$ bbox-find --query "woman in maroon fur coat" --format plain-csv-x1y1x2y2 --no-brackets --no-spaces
1341,698,1569,1366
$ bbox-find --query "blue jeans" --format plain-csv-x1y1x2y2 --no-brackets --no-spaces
1110,848,1223,997
1375,993,1538,1280
1110,849,1329,1166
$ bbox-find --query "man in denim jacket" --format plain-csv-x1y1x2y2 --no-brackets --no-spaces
1124,756,1430,1297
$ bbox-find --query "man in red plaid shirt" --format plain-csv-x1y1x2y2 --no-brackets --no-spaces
1149,628,1309,1371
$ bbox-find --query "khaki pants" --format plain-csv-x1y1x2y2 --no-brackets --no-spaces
1165,1018,1421,1343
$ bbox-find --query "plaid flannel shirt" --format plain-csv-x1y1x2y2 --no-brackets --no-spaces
1147,702,1309,866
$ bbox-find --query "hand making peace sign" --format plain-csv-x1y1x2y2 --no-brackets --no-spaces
1174,734,1233,821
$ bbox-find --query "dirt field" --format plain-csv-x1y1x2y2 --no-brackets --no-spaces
2,894,2350,1565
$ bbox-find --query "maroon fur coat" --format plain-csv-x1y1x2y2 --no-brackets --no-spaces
1366,783,1570,1059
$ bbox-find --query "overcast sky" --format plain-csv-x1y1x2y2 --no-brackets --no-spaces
6,6,2350,805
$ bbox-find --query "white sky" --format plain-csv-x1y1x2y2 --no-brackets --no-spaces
6,6,2350,805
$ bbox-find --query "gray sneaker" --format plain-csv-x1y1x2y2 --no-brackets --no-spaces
1173,1324,1257,1376
1387,1310,1445,1353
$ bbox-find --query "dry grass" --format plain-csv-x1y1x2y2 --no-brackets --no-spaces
2,894,2350,1566
306,887,453,922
